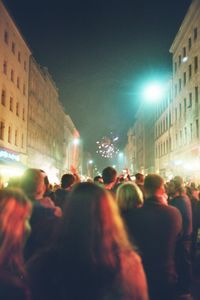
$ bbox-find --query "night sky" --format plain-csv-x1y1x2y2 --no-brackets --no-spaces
5,0,191,167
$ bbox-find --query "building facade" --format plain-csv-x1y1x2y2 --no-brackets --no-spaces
0,1,31,183
169,0,200,179
27,57,65,183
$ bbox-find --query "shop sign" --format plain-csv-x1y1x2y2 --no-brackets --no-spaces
0,149,20,162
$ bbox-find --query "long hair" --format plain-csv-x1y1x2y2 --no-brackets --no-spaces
56,183,132,266
0,188,32,276
116,182,144,211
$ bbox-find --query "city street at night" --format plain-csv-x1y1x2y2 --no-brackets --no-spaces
1,0,200,300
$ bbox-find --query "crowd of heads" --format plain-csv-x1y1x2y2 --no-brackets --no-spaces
0,166,200,299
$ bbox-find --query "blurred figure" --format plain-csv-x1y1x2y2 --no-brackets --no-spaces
124,174,182,300
0,188,32,300
54,173,75,210
135,173,145,196
168,176,193,297
28,183,148,300
116,181,143,212
102,166,117,191
93,175,103,185
21,168,60,260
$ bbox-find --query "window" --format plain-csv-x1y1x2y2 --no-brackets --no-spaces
189,64,192,79
0,121,5,140
1,90,6,106
10,97,13,111
183,72,186,86
11,42,15,54
3,61,7,74
195,86,199,104
190,123,193,141
194,56,198,72
183,47,186,57
21,133,24,148
11,69,14,82
174,62,177,73
18,52,21,63
189,37,192,50
179,103,182,117
180,130,182,145
15,129,18,146
17,77,20,89
8,126,11,143
16,102,19,116
175,84,177,97
179,55,181,66
189,92,192,107
184,98,187,112
194,27,198,41
185,127,187,144
4,31,8,44
196,119,199,138
23,84,26,95
24,61,27,71
175,107,178,121
22,107,25,121
179,78,182,92
166,140,169,153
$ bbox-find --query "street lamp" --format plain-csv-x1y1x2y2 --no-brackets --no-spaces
143,82,165,103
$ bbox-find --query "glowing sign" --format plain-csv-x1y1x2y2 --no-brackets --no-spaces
0,149,20,162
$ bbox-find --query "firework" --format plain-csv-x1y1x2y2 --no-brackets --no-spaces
96,133,119,159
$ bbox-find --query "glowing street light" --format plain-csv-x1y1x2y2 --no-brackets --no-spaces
143,82,165,103
88,160,93,164
73,138,80,145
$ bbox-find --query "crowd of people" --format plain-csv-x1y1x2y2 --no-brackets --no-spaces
0,166,200,300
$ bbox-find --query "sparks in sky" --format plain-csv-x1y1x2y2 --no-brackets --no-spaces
96,132,119,159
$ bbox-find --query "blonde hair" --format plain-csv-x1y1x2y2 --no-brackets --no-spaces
117,182,143,211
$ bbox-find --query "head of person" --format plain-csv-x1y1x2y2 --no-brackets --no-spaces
61,173,75,189
135,173,144,185
20,168,46,200
58,182,131,266
168,176,185,197
0,188,32,275
93,175,103,184
116,182,143,212
102,166,117,185
144,174,165,199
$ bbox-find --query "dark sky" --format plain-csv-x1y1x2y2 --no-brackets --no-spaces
5,0,191,166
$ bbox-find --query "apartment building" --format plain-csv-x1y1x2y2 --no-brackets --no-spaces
27,57,65,182
169,0,200,178
0,1,31,183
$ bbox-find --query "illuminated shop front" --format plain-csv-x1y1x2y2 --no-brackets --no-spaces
0,147,26,187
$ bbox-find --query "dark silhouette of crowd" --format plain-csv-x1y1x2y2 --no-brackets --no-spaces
1,166,200,300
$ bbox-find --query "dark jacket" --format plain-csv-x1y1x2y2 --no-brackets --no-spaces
123,196,182,299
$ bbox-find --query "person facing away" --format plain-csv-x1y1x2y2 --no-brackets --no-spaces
28,182,148,300
54,173,75,210
20,168,60,260
0,188,32,300
116,181,144,213
102,166,117,191
135,173,145,196
124,174,182,300
168,176,193,297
